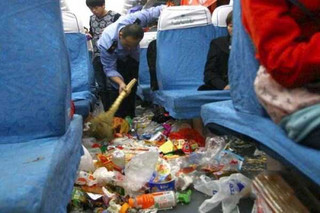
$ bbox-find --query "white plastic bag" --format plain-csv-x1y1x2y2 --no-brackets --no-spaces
93,167,115,186
198,173,251,213
194,175,219,196
124,151,159,194
78,145,95,172
82,137,96,149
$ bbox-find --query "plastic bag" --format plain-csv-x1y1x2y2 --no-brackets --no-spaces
75,171,97,186
194,175,219,196
93,167,115,186
82,137,96,149
198,173,251,213
124,151,159,195
78,145,95,172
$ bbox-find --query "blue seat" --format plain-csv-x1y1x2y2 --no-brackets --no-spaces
0,0,83,211
211,4,233,38
65,33,96,119
200,0,320,185
154,6,230,118
154,90,230,119
0,115,83,213
72,99,91,119
137,31,157,102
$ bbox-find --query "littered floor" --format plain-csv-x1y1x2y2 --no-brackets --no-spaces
69,100,317,213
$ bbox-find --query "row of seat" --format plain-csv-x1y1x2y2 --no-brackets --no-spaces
137,4,232,119
62,3,96,120
201,0,320,186
0,0,86,211
137,2,320,186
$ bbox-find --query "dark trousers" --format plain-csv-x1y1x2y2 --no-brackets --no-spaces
92,56,109,111
198,84,218,91
105,57,139,118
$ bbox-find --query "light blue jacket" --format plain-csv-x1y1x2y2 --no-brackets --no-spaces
98,6,164,85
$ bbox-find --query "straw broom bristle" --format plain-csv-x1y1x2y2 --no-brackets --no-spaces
88,79,137,140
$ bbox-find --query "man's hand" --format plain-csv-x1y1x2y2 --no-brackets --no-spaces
224,85,230,90
110,76,127,94
118,82,127,94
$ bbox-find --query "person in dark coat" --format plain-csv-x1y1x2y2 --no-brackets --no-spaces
198,11,233,90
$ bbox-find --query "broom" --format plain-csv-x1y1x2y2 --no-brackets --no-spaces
87,78,137,141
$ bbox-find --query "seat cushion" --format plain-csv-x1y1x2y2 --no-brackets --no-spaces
0,115,83,213
72,91,96,119
74,99,91,119
201,101,320,185
154,90,230,119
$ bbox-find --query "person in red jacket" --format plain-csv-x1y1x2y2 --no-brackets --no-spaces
242,0,320,148
242,0,320,88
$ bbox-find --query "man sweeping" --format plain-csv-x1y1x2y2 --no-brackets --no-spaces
98,5,166,118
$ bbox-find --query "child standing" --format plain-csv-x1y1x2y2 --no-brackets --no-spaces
86,0,120,111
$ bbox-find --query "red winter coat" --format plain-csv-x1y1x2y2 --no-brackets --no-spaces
241,0,320,88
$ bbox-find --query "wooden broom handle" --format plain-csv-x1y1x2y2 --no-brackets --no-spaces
124,78,137,94
107,78,137,115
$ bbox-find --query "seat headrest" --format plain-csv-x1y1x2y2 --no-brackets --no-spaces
139,31,157,48
212,5,233,27
60,0,70,12
158,6,212,31
62,11,84,33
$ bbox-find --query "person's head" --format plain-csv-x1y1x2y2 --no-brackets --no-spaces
226,11,233,36
119,24,144,50
86,0,106,18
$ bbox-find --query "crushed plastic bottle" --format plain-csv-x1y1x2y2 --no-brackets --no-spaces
128,191,176,210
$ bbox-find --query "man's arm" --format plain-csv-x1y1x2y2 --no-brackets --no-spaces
99,47,126,93
128,5,165,27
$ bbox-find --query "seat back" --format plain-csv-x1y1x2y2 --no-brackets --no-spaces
0,0,71,143
211,5,233,38
228,0,265,116
156,6,215,90
65,33,94,94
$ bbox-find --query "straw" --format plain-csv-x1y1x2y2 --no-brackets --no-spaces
88,78,137,140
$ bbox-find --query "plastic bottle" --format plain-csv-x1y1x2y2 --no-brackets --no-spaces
128,191,176,210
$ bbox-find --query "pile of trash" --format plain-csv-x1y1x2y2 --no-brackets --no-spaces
69,109,264,213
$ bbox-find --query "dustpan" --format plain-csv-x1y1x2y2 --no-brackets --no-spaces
87,78,137,140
